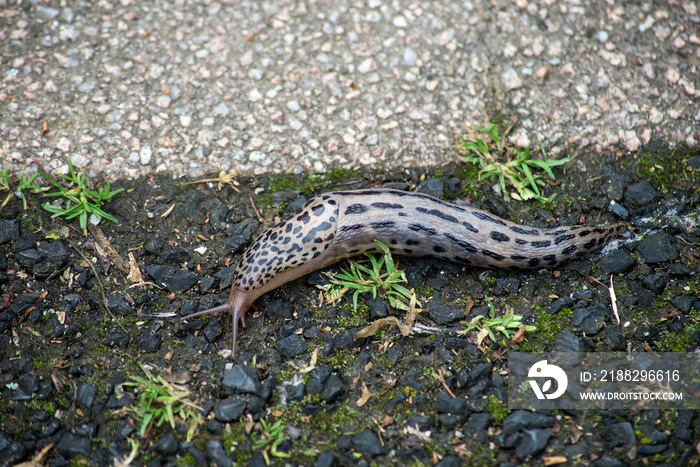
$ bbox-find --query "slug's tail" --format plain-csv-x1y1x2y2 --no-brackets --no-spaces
181,286,256,357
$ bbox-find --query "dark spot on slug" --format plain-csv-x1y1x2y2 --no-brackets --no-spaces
462,221,479,233
406,239,419,246
285,223,293,233
583,239,597,249
578,230,590,237
511,254,527,260
404,248,413,254
371,202,404,209
510,226,540,236
370,221,396,229
433,245,446,253
515,239,528,245
490,231,510,242
340,224,364,232
472,211,507,226
482,249,505,260
345,204,367,215
301,221,334,244
445,233,477,253
398,212,407,217
555,234,576,245
528,258,541,267
543,254,556,261
297,211,311,224
293,226,302,235
562,245,577,255
531,240,552,248
408,223,438,235
311,204,325,216
416,206,459,223
544,229,568,236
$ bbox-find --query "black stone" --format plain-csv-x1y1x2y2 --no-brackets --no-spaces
40,418,61,437
626,180,659,205
106,294,135,316
636,232,678,263
642,272,669,294
105,332,130,347
154,432,178,455
277,334,307,358
315,450,335,467
203,319,223,342
75,382,96,409
546,296,575,314
571,304,606,335
600,249,635,273
225,219,260,253
267,299,293,319
320,374,345,403
214,397,246,422
469,362,493,383
351,429,386,457
145,265,199,293
608,200,629,219
515,428,551,459
435,389,466,415
158,248,191,264
0,220,19,244
56,433,92,459
205,439,232,467
222,365,260,394
671,295,697,313
15,248,41,268
139,329,161,353
427,295,464,325
603,422,636,447
407,414,434,430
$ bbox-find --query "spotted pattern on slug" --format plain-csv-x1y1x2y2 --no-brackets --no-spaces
231,188,625,294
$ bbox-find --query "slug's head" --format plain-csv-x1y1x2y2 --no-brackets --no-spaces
181,285,256,357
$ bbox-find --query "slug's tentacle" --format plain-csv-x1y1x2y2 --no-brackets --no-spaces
183,188,625,356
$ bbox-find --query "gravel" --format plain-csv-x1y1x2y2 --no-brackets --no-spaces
1,1,698,180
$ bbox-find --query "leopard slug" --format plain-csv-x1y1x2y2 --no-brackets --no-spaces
184,188,625,356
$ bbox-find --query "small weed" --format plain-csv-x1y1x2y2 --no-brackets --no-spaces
321,240,422,313
5,382,18,391
461,297,535,343
124,364,204,442
251,418,291,464
38,161,124,235
0,170,47,210
459,122,570,203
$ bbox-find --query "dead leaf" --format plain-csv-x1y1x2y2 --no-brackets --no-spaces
89,225,129,274
356,317,407,339
511,325,526,344
127,252,143,284
160,203,176,218
476,327,489,346
356,382,371,407
543,456,568,466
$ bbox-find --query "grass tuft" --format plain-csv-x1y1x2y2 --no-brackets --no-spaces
459,122,570,203
38,161,124,235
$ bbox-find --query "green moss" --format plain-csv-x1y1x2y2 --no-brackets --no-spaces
485,395,510,423
326,168,359,183
518,306,573,352
654,309,700,352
